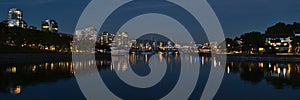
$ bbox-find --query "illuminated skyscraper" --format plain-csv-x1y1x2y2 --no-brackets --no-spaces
8,8,22,20
3,8,28,28
41,19,58,33
99,32,114,45
115,32,128,48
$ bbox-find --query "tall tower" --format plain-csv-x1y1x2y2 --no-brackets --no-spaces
6,8,27,28
99,32,114,45
41,19,58,33
115,32,128,48
8,8,22,20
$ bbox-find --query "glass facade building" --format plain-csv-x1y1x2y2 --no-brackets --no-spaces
4,8,28,28
41,19,58,33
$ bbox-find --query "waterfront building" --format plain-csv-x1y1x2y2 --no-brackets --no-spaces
74,27,98,52
75,27,98,41
99,32,114,46
114,32,128,48
294,30,300,37
41,19,58,33
292,31,300,53
128,39,137,48
265,34,292,52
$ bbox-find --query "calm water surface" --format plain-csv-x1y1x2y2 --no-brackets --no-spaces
1,54,300,100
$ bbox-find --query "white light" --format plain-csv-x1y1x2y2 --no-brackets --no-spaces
227,66,230,74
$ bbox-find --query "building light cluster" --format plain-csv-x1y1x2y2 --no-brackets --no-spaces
41,19,58,33
2,8,28,28
1,8,59,33
265,35,293,52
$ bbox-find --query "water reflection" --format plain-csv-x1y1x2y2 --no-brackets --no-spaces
10,85,21,94
226,61,300,89
0,54,300,96
100,54,300,90
0,61,74,94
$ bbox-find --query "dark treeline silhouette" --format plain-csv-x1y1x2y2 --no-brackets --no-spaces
0,23,72,53
223,22,300,54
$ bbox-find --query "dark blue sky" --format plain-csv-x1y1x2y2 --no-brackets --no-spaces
0,0,299,38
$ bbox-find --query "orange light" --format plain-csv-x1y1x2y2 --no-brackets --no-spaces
42,26,49,29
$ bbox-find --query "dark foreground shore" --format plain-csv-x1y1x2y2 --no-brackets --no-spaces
0,53,299,64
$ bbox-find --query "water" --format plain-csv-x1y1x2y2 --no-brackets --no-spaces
0,54,300,100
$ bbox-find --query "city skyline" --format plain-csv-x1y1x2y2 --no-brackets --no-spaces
0,0,300,38
1,1,300,99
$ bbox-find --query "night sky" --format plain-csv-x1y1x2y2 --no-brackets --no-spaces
0,0,299,38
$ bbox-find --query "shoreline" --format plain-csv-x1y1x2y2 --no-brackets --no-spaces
224,54,300,63
0,53,299,64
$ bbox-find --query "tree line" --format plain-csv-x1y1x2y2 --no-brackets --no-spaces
0,23,73,53
223,22,300,54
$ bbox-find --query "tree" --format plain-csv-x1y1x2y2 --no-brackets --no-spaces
0,24,73,53
266,22,300,36
220,38,240,53
240,32,265,54
291,37,300,54
265,22,292,35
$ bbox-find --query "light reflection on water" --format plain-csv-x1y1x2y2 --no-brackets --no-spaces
225,60,300,89
0,54,300,99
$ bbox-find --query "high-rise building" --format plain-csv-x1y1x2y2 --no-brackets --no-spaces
74,27,98,52
75,27,98,41
41,19,58,33
8,8,22,20
114,32,128,48
99,32,114,46
2,8,28,28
